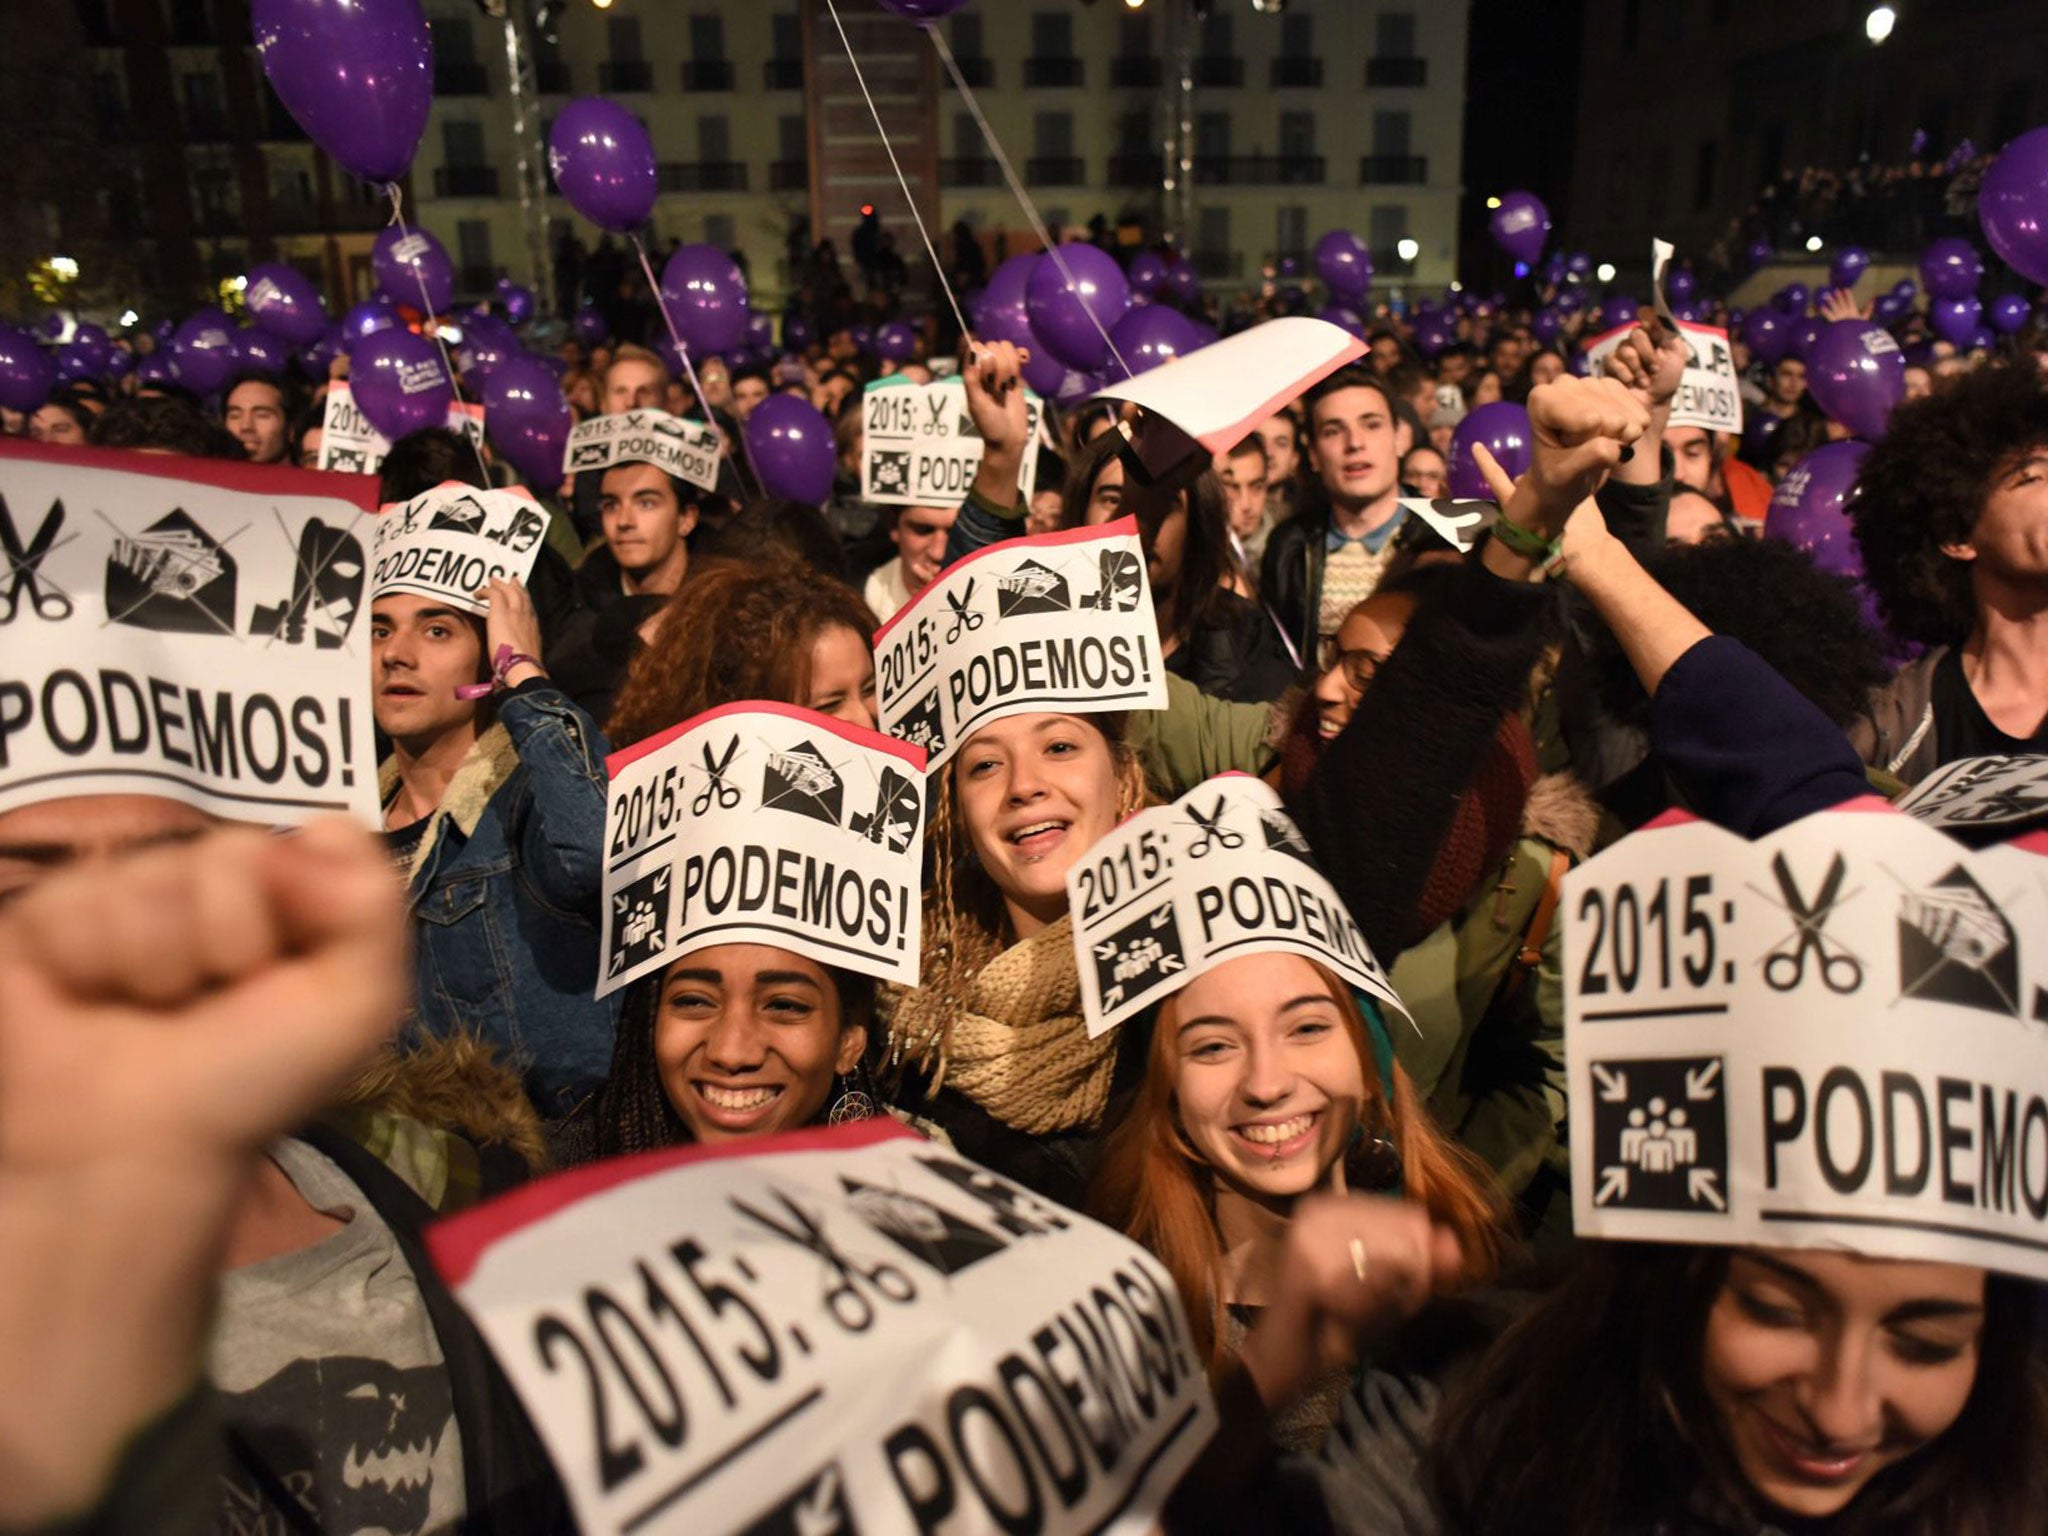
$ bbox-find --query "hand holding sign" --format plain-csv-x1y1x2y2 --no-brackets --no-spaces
1600,321,1689,414
476,577,545,687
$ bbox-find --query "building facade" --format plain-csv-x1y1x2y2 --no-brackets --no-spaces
418,0,1469,313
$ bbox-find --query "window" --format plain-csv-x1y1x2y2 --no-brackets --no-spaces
1276,206,1307,259
1280,110,1316,159
166,0,211,42
1196,110,1231,160
704,213,736,250
1368,204,1407,254
91,70,126,127
269,164,313,206
953,110,978,157
1281,13,1312,57
1376,10,1416,58
436,15,475,63
1116,110,1152,155
1372,110,1411,157
772,12,801,58
443,119,487,166
1621,0,1640,54
1117,11,1151,55
1198,205,1231,258
690,13,725,59
1693,139,1718,210
191,155,238,225
1199,9,1231,55
1030,12,1070,57
608,16,642,60
179,71,224,133
780,114,808,162
953,10,982,56
1033,111,1074,159
457,219,493,272
698,114,731,163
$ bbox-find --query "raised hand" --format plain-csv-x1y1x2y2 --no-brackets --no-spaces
1602,318,1689,412
1473,375,1651,537
476,577,547,686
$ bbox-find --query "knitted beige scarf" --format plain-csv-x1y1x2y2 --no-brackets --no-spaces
926,914,1120,1137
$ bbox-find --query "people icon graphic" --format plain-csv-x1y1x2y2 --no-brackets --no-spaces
1619,1098,1698,1174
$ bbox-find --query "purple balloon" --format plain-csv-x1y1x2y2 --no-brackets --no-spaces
782,312,814,351
985,252,1038,317
1980,126,2048,287
1129,250,1168,299
874,320,918,364
1313,229,1373,301
660,244,749,355
1531,308,1563,344
482,352,572,490
298,324,345,380
1764,441,1870,580
1990,293,2033,334
1741,308,1793,365
1165,254,1200,306
244,261,326,346
1805,322,1904,441
1826,246,1871,292
1773,283,1811,315
1673,301,1703,324
1598,295,1640,334
875,0,971,15
35,314,67,343
1929,295,1983,347
1872,293,1909,326
746,311,777,352
371,226,453,314
1109,304,1202,374
230,328,290,377
136,355,179,389
499,284,534,325
849,323,875,357
743,393,834,505
1746,239,1773,269
1447,402,1532,499
350,326,452,440
1791,317,1828,359
55,346,99,385
1316,304,1367,341
1665,267,1697,303
171,310,237,395
252,0,431,184
1920,238,1983,301
341,299,399,348
571,307,607,346
457,312,518,381
547,96,657,233
105,348,135,379
1026,245,1131,371
1487,191,1551,266
1565,251,1593,278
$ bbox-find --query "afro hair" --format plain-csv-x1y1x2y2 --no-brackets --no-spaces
1850,362,2048,646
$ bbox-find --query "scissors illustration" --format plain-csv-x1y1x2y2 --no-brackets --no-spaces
0,500,74,622
944,578,984,643
1761,851,1864,994
1183,796,1246,858
691,737,742,813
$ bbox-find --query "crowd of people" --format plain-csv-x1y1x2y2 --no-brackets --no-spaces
5,171,2048,1535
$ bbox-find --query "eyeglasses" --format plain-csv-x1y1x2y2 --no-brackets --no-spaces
1331,647,1389,693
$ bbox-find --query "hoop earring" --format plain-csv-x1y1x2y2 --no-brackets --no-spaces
827,1072,876,1125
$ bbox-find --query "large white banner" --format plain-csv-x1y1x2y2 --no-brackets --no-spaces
1068,775,1407,1038
1566,807,2048,1282
427,1121,1217,1536
564,408,723,494
0,441,381,823
369,482,552,618
599,704,928,995
859,378,1045,509
873,518,1168,771
315,382,485,476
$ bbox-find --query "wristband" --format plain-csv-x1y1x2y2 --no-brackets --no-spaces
455,644,545,700
1488,516,1561,563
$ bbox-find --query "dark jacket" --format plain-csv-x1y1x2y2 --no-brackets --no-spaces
387,681,619,1117
542,543,666,727
1260,503,1330,666
1166,590,1303,704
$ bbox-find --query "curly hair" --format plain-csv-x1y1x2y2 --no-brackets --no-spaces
1591,536,1888,730
1851,362,2048,646
604,560,878,748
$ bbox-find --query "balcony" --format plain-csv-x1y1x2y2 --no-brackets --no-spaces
1366,56,1428,88
435,165,501,197
951,56,993,87
1108,152,1165,187
457,264,498,295
658,160,748,192
1194,250,1243,280
1023,56,1082,88
681,59,734,91
1359,154,1429,185
182,109,232,143
599,59,653,93
1194,56,1243,87
270,194,386,236
536,61,572,93
764,57,804,89
435,61,488,95
1026,155,1085,187
769,158,808,192
1193,155,1326,186
1111,56,1161,88
941,157,1001,187
1272,56,1322,88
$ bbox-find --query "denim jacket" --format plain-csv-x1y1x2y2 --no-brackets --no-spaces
383,681,617,1117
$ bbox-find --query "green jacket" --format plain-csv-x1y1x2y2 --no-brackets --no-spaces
1385,773,1597,1199
1131,672,1288,793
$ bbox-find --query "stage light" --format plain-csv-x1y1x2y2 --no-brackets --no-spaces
1596,262,1617,282
1865,5,1896,44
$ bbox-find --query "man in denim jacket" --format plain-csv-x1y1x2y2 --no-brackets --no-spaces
373,573,616,1117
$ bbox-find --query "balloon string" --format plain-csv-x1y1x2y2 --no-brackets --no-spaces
384,184,493,487
924,22,1133,381
632,235,761,502
821,0,974,345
